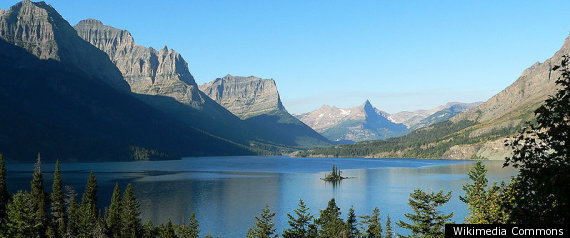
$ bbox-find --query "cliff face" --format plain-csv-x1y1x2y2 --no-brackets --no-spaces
0,1,128,91
295,100,407,142
74,19,206,107
200,75,331,148
199,75,286,119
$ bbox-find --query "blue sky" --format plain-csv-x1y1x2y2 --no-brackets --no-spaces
3,1,570,114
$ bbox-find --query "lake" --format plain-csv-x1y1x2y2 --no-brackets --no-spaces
5,156,517,237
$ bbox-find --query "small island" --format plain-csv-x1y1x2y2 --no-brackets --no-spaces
321,165,348,181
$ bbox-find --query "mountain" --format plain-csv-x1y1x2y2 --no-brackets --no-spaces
200,75,331,148
0,1,128,92
295,100,407,143
73,19,268,147
389,102,482,129
0,1,253,162
299,36,569,160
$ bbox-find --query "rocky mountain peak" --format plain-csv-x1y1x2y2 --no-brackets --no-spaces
74,19,205,105
0,0,129,91
199,75,286,119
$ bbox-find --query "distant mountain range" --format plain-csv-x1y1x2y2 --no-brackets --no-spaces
299,35,569,160
295,100,407,143
0,0,329,162
295,101,480,143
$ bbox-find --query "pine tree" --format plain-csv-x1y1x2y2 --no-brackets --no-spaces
50,160,66,236
79,171,98,236
397,189,453,238
187,212,200,238
283,199,315,238
66,196,78,237
121,183,141,237
247,203,277,238
461,160,510,223
161,219,176,238
368,207,383,238
345,206,358,238
106,183,122,238
316,198,345,238
4,190,41,238
142,220,158,238
0,154,10,222
30,153,48,236
385,215,393,238
504,55,570,223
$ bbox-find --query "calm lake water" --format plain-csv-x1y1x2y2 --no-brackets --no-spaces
6,156,516,237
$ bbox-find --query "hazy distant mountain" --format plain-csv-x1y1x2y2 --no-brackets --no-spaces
295,100,407,142
0,1,253,162
300,36,570,160
200,75,331,148
389,102,482,129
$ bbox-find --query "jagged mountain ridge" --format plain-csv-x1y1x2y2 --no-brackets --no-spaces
74,17,312,151
0,0,256,162
200,75,331,148
0,1,129,91
295,100,407,142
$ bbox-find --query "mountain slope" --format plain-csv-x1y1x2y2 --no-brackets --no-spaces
295,100,407,142
299,36,569,160
0,1,253,162
200,75,331,148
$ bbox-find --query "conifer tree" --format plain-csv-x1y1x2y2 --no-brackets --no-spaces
30,153,48,236
385,215,393,238
187,212,200,238
142,220,158,238
345,206,358,238
50,160,66,236
461,160,510,223
161,219,176,238
397,189,453,238
0,154,10,221
368,207,383,237
121,183,141,237
247,203,278,238
66,196,78,237
79,171,98,236
283,199,315,238
106,183,122,238
316,198,345,238
4,190,41,237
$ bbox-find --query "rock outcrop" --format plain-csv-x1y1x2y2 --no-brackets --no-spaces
74,19,206,107
0,1,128,91
295,100,407,142
199,75,286,119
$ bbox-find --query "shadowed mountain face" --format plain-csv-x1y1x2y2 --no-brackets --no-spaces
295,100,407,143
0,38,253,162
200,75,331,148
0,1,256,162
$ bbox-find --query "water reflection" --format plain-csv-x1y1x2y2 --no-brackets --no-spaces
5,157,515,237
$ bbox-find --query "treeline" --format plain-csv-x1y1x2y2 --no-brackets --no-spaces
0,155,203,238
298,116,519,159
